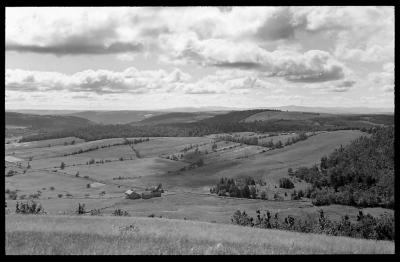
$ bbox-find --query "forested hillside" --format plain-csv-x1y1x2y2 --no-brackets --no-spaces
6,112,94,131
290,126,394,208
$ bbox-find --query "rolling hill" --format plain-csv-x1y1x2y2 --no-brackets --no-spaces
66,110,164,124
17,108,394,142
136,112,223,125
5,112,94,131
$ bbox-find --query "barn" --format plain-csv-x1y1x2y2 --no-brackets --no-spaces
125,189,141,199
141,191,161,199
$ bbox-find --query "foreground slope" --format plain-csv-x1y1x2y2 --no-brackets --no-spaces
5,215,394,254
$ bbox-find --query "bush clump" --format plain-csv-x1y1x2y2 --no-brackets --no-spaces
279,177,294,189
15,200,46,215
112,209,130,216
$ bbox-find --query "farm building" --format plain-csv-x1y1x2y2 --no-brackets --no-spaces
125,189,141,200
141,191,161,199
145,183,164,193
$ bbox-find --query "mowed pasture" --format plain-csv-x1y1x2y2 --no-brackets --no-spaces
6,215,394,254
5,137,85,151
62,157,186,187
5,138,129,160
132,137,213,157
28,145,138,169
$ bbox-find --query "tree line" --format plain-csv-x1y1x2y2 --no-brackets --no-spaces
231,208,394,241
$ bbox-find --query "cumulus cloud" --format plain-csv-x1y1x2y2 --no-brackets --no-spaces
5,7,394,110
6,7,144,56
368,63,394,92
5,67,192,95
176,69,276,95
161,34,347,83
6,6,394,66
255,7,297,41
305,78,356,93
6,67,275,96
6,41,143,55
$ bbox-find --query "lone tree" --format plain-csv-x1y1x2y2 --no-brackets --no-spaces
60,162,66,170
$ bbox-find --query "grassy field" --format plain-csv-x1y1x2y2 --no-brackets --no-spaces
63,157,186,186
132,137,213,157
5,138,130,160
5,214,394,254
27,145,139,169
155,130,366,191
5,137,85,151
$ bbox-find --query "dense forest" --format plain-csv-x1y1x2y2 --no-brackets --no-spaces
290,126,394,208
19,110,393,142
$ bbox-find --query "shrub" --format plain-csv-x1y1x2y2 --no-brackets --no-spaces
29,192,40,199
113,209,130,216
8,191,18,200
57,194,63,198
15,200,46,214
231,210,254,226
279,177,294,189
260,191,267,200
76,203,86,214
273,193,283,201
60,162,66,169
6,170,16,177
90,209,102,216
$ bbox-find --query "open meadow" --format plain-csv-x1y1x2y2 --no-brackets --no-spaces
5,214,394,255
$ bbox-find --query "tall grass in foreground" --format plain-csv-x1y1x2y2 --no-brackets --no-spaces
6,215,394,255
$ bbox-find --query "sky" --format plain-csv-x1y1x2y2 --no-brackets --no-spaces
5,6,394,110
